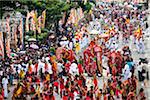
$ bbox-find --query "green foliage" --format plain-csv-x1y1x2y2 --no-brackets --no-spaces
26,31,34,36
38,32,48,42
41,28,49,33
84,2,92,12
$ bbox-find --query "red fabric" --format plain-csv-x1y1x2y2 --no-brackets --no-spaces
35,63,38,73
69,92,74,100
53,81,59,87
85,96,91,100
68,50,75,62
93,79,98,87
104,95,107,100
62,96,68,100
65,62,71,72
60,83,65,90
78,80,82,87
45,63,48,71
78,64,83,74
50,96,55,100
36,77,40,84
112,67,117,76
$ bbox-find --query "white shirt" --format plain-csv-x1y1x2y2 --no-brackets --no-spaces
2,77,8,88
60,40,69,47
57,63,63,73
69,63,79,75
123,64,130,75
38,60,45,73
68,42,73,50
47,63,53,74
137,64,143,72
0,69,3,76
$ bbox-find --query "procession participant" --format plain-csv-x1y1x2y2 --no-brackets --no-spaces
122,62,132,81
69,61,79,76
56,43,64,61
94,41,103,76
2,76,8,99
137,88,146,100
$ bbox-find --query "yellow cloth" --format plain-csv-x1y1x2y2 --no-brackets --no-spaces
75,43,80,53
46,74,50,81
20,70,25,79
53,62,57,71
126,19,130,24
15,86,22,97
36,85,40,97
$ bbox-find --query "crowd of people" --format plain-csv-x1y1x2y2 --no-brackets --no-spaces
0,1,149,100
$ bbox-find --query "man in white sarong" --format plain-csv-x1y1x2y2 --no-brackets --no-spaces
2,76,8,98
122,64,131,81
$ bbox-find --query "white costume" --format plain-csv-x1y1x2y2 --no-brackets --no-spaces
2,77,8,98
69,63,79,76
38,59,45,74
123,64,131,81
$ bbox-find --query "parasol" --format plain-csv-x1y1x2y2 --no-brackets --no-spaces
17,51,26,54
28,38,36,42
30,44,39,49
99,34,110,38
90,30,100,35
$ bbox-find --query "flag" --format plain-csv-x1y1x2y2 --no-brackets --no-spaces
70,9,74,24
0,32,4,58
26,11,30,32
6,17,11,57
19,18,23,45
79,7,84,19
29,10,36,32
41,10,46,28
14,26,17,49
37,16,41,33
33,10,38,31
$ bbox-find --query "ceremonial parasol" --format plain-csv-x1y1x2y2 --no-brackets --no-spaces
28,38,36,42
90,30,100,34
99,34,110,38
30,44,39,49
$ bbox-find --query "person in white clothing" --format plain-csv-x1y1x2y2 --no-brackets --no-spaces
2,76,8,98
69,62,79,76
136,37,145,54
122,63,131,81
47,61,53,74
38,59,45,75
57,61,64,77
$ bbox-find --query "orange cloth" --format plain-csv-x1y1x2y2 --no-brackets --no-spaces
28,66,32,74
53,62,57,72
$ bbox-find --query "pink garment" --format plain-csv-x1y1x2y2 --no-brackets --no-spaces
56,47,63,60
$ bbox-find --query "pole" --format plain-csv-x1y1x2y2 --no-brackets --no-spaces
3,32,7,67
36,29,38,45
22,17,25,50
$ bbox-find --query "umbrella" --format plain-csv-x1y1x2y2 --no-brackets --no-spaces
90,30,100,34
99,34,110,38
18,51,26,54
28,38,36,42
30,44,39,49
